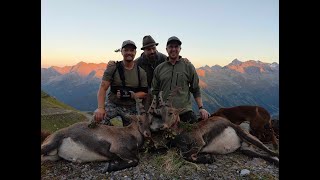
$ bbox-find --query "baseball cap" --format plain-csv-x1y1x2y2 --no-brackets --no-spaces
121,40,137,49
166,36,182,46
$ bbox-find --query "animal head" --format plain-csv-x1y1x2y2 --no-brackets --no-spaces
119,95,152,138
127,114,151,138
150,88,185,131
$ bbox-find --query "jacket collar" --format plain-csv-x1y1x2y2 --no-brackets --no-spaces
166,56,182,64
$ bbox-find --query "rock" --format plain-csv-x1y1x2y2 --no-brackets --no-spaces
240,169,250,176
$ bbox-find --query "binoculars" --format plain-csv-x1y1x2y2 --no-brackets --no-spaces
120,89,131,99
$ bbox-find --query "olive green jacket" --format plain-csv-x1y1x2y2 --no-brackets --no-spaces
151,56,201,113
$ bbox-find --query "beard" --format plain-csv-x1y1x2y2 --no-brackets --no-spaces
146,53,156,60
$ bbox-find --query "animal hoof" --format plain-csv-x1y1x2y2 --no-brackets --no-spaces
102,162,110,173
211,155,217,163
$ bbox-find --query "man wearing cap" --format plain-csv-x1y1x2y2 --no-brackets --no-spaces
151,36,210,123
93,40,148,126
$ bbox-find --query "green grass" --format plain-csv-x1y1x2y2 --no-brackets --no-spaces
41,112,87,133
149,149,199,178
41,90,88,133
41,91,77,110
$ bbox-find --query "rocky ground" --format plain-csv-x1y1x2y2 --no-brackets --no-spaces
41,145,278,180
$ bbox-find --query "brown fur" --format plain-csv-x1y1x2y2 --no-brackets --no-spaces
41,130,51,144
211,106,278,149
41,98,152,172
150,92,279,166
271,119,279,139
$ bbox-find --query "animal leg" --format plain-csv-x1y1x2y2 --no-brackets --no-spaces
232,123,278,157
41,132,64,155
188,153,215,164
105,148,139,172
270,130,279,150
182,145,213,164
240,148,279,167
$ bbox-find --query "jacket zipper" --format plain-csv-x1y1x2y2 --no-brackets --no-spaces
176,73,179,86
169,64,175,90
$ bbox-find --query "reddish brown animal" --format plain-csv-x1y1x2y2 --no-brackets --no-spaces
271,119,279,139
41,130,51,144
211,106,278,149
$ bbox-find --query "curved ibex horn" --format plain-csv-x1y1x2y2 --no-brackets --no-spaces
147,95,157,114
136,98,146,115
166,86,181,107
130,91,145,115
158,91,165,107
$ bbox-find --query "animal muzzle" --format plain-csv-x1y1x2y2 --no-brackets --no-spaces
150,123,164,132
160,124,168,130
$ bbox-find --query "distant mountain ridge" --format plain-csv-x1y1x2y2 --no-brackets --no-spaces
41,59,279,116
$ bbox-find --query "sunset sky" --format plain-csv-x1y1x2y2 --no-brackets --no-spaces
41,0,279,68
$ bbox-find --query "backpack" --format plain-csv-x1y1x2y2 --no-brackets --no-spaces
109,61,142,94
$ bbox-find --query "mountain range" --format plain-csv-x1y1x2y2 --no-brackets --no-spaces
41,59,279,116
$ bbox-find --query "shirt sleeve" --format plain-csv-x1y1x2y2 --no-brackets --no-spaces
102,62,117,82
188,63,201,98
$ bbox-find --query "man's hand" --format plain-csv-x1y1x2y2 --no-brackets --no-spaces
129,91,136,99
108,60,116,66
199,108,210,120
116,90,121,99
182,58,191,63
94,108,106,122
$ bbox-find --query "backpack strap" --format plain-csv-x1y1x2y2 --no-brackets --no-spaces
111,61,142,89
111,61,120,82
111,61,125,87
117,62,126,87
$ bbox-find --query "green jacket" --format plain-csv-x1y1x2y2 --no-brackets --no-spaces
151,56,201,114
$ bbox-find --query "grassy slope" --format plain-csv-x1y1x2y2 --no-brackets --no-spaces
41,90,88,133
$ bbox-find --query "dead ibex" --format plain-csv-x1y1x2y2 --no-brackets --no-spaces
211,106,278,149
41,97,152,172
150,91,279,166
41,130,51,144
